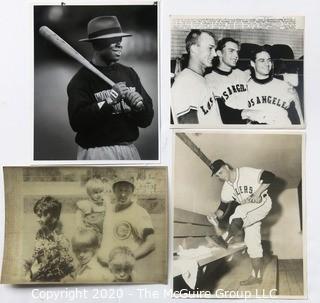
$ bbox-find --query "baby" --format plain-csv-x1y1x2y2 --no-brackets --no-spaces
76,177,106,238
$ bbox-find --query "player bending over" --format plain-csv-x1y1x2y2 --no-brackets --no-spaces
208,159,275,286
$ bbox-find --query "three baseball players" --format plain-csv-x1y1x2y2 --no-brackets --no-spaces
172,35,304,126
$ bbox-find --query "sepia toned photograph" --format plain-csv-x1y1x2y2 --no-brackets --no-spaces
34,4,159,161
170,16,304,128
1,166,167,284
173,131,305,298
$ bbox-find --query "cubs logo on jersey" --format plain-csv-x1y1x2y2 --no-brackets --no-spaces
113,221,132,240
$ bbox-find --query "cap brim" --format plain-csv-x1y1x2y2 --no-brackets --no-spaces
113,180,135,190
79,33,132,42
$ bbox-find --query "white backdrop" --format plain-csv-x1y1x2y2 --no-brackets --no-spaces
0,0,319,302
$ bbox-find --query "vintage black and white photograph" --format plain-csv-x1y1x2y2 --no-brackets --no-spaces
170,16,304,128
1,166,167,284
34,4,158,161
173,131,305,298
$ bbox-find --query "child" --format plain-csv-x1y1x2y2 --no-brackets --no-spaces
98,179,155,264
75,177,106,238
71,228,108,282
24,196,74,282
108,246,136,282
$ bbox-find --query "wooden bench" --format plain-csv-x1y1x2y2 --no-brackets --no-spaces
174,208,246,278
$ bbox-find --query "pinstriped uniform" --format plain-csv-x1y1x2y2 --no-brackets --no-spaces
221,167,272,258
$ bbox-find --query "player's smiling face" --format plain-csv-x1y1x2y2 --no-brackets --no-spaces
219,41,239,69
93,37,123,64
196,32,217,68
215,166,230,181
114,183,134,205
253,51,272,78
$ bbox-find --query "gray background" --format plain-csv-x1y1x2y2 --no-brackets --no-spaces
34,5,158,160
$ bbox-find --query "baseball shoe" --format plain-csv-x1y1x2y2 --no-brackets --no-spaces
240,275,262,286
210,235,228,249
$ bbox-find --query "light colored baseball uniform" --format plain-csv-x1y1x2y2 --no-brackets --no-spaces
221,167,272,258
171,68,222,126
99,201,154,259
205,68,250,110
242,77,299,126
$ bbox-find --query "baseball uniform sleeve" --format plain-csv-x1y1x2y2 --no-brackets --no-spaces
135,206,154,240
171,72,198,119
286,84,304,124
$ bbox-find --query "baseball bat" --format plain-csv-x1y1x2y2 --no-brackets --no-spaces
39,26,143,109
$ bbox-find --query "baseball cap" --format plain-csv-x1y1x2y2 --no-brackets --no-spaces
112,179,135,191
209,159,226,176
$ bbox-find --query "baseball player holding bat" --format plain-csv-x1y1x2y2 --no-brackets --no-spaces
67,16,154,160
207,159,275,286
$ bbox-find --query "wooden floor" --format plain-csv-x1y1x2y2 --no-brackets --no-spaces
207,253,277,296
278,259,304,296
203,255,304,297
174,254,304,297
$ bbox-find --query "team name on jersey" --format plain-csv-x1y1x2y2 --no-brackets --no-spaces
234,185,254,196
248,95,289,109
220,84,247,102
200,96,215,115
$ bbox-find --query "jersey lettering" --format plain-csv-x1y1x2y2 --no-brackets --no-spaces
200,96,214,115
248,96,289,109
235,185,254,196
221,83,247,102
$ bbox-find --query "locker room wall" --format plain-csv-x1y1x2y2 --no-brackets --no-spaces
174,132,302,214
171,28,304,59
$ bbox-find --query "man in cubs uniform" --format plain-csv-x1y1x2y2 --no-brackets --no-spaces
98,179,155,264
205,38,250,124
242,46,304,126
171,29,222,126
208,159,275,286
